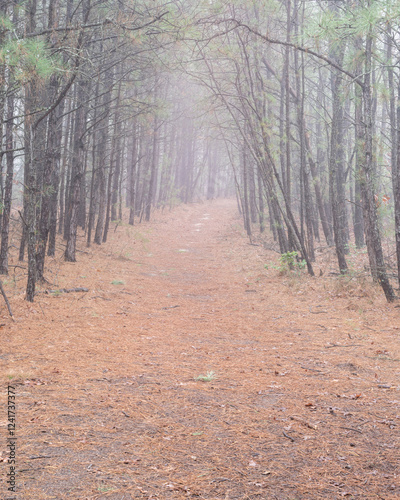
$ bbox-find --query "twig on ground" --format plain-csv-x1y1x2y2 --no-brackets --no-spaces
283,431,295,442
290,415,318,430
301,365,323,373
326,344,362,348
309,307,328,314
339,427,363,434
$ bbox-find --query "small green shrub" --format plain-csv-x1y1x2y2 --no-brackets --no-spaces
195,371,217,382
280,251,298,269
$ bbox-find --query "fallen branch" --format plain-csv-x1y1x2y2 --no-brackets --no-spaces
42,287,89,294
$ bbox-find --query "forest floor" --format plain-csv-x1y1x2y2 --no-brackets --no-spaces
1,198,400,500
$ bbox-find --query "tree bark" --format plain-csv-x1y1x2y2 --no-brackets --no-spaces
65,80,88,261
145,105,160,222
359,30,395,301
0,81,15,274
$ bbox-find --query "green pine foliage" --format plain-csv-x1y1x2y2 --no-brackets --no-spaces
0,14,13,31
0,38,58,83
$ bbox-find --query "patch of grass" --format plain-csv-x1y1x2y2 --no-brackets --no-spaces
97,485,115,493
4,370,34,384
194,370,217,382
330,271,375,299
133,230,151,251
111,279,125,285
116,251,132,261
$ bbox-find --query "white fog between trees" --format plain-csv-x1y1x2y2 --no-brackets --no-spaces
0,0,400,302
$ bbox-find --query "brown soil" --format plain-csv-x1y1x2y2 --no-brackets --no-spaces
1,199,399,499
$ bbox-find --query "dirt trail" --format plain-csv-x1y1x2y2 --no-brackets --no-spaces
1,199,400,499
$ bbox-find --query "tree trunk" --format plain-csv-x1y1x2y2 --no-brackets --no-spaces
36,73,60,279
257,166,265,233
329,37,348,273
359,31,395,301
94,69,112,244
305,131,333,246
145,110,160,222
58,98,71,235
26,124,37,302
111,81,123,222
128,121,138,225
241,145,252,238
0,85,15,274
65,80,87,262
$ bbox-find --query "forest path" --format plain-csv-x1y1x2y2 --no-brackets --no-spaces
2,199,400,499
